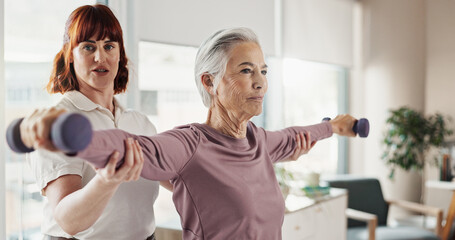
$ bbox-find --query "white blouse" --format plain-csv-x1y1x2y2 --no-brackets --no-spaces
26,91,159,239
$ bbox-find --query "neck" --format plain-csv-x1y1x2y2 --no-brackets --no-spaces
79,87,115,114
205,104,251,139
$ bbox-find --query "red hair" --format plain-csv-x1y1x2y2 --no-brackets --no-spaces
47,4,128,94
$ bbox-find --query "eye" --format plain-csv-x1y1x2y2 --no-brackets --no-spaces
240,68,252,74
104,44,115,51
82,44,95,51
261,70,268,75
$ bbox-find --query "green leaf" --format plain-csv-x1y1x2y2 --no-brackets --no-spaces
381,106,453,175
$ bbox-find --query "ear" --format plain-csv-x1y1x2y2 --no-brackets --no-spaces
201,74,214,95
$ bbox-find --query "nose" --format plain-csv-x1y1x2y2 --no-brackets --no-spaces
252,74,267,90
94,49,106,63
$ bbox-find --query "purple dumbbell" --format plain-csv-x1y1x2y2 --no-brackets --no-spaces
6,112,93,153
322,117,370,138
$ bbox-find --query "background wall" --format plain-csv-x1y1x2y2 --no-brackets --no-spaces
350,0,426,204
424,0,455,211
128,0,277,54
426,0,455,125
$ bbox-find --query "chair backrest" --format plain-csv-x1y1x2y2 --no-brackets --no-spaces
326,177,389,228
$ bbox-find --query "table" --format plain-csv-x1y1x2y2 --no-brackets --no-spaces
282,188,347,240
426,180,455,240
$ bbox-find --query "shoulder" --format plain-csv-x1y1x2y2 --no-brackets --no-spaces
169,123,202,136
55,96,78,112
152,123,203,145
56,91,98,112
26,150,87,190
121,109,157,135
247,121,266,136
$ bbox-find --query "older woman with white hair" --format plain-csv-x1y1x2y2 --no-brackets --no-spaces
20,27,357,239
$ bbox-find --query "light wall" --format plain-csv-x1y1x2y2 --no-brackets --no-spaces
426,0,455,125
350,0,426,203
127,0,277,54
283,0,353,67
424,0,455,209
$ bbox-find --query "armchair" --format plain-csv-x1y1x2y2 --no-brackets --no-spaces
325,177,443,240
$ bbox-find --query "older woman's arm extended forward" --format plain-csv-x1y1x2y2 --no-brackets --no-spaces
265,114,356,162
75,127,199,181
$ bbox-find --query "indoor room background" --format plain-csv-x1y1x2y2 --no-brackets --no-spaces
0,0,454,239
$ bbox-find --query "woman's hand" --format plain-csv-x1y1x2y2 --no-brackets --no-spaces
50,138,145,235
20,107,66,151
330,114,357,137
284,132,317,161
95,138,145,185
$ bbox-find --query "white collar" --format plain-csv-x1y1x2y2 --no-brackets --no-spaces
63,91,125,113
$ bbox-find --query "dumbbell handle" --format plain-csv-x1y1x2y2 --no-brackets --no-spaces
6,112,93,153
322,117,370,138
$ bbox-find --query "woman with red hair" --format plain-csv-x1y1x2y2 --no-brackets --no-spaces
24,4,314,240
26,4,160,240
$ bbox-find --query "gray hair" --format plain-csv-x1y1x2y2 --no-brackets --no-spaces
194,27,260,108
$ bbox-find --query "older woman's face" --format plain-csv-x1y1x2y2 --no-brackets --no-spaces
215,42,268,118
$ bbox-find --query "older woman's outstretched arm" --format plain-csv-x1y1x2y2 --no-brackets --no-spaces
75,126,200,181
263,114,357,163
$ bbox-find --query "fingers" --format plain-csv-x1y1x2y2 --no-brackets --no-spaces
97,138,144,184
20,107,66,150
114,138,134,179
295,132,302,152
306,132,317,148
301,132,315,154
287,133,301,160
124,139,144,181
20,109,40,148
103,151,121,177
131,140,144,181
330,114,357,137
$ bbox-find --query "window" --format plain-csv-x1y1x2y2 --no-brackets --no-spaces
138,41,204,227
138,42,206,131
4,1,95,239
270,58,348,178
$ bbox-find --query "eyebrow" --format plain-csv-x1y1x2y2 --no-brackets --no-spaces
238,62,268,68
82,40,116,44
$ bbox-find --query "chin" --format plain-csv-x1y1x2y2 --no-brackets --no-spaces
252,108,263,116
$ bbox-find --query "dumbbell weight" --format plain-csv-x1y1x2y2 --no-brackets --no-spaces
323,117,370,138
6,112,93,153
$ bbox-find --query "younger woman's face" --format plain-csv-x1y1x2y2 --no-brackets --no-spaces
72,37,120,92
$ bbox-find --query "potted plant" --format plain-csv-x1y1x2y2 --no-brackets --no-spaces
382,106,453,180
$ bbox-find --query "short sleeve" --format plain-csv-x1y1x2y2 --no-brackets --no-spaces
26,149,84,192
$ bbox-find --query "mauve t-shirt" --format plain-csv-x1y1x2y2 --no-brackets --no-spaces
77,121,333,239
